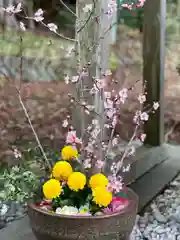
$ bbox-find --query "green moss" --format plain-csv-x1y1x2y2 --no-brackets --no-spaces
109,51,119,71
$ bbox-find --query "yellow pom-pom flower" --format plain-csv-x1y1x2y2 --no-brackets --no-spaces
89,173,109,189
92,186,112,207
67,172,86,191
61,145,78,161
43,179,62,200
52,161,73,180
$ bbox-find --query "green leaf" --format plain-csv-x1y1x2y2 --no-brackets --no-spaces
115,191,128,199
89,201,103,214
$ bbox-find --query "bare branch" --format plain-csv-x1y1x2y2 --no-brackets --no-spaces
59,0,77,17
17,91,51,171
0,74,51,171
77,0,96,34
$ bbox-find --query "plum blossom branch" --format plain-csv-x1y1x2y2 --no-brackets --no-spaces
40,21,77,42
67,93,103,118
115,125,138,174
77,0,96,34
1,5,77,42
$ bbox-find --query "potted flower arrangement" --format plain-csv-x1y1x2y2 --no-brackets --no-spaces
28,141,139,240
2,0,157,239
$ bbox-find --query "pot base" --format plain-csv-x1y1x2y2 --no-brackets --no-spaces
33,231,130,240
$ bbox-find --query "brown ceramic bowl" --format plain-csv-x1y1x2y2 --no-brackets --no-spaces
28,188,138,240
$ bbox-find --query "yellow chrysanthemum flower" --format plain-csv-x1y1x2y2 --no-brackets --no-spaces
43,179,62,200
61,145,78,161
52,161,73,180
92,186,112,207
67,172,86,191
89,173,109,189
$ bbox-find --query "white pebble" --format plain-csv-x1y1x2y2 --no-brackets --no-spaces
130,174,180,239
0,204,8,216
170,181,180,187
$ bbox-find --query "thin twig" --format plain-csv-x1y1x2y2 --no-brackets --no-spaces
115,125,138,174
0,73,51,171
18,35,51,170
106,126,116,153
77,0,96,34
40,21,77,42
17,10,76,42
19,36,23,90
17,91,51,170
68,94,103,118
59,0,77,17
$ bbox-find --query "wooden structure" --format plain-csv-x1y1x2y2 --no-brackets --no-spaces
130,0,180,211
75,0,113,161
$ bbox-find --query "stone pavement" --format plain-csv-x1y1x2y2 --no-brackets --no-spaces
0,216,35,240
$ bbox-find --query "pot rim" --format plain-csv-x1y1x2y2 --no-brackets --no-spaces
28,187,138,220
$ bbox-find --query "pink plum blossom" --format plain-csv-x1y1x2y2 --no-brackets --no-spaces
66,131,82,144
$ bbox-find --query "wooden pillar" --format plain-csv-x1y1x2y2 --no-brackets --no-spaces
143,0,166,146
75,0,101,137
75,0,114,165
75,0,112,133
76,0,112,75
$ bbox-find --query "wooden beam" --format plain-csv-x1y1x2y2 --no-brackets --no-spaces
143,0,166,146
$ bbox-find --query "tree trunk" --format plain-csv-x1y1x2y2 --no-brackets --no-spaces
27,0,35,29
75,0,114,168
4,0,19,30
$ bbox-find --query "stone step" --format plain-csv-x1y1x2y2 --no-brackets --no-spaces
0,216,35,240
130,144,180,212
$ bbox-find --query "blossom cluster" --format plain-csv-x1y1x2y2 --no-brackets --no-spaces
65,78,159,177
122,0,146,10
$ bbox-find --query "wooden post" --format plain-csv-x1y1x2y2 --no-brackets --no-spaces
75,0,112,129
143,0,166,146
75,0,101,138
75,0,113,163
110,1,117,44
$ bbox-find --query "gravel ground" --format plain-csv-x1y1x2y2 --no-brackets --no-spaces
131,174,180,240
0,201,27,230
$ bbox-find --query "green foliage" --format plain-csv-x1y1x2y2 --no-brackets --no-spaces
51,183,104,214
118,0,144,30
89,202,104,214
115,191,128,199
0,166,40,203
55,8,75,30
109,52,119,71
52,184,92,210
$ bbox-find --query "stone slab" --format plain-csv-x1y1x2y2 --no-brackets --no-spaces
130,144,180,212
0,216,35,240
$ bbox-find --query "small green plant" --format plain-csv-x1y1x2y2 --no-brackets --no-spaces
0,166,40,202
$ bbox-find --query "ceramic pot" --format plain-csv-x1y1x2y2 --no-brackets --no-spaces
28,188,138,240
